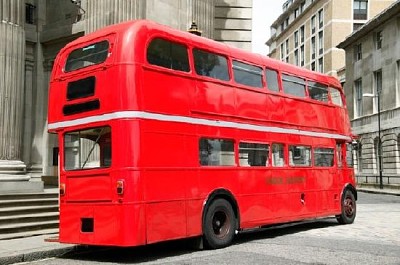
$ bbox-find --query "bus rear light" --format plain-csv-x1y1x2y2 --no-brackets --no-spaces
60,183,66,196
116,180,124,195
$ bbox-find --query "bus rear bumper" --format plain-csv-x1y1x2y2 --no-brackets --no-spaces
59,203,145,247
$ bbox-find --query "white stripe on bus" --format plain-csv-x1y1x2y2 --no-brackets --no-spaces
48,111,352,141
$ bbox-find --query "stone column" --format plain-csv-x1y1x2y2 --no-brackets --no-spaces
0,0,43,193
191,0,215,39
84,0,146,33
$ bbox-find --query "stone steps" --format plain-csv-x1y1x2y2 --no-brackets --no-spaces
0,190,59,240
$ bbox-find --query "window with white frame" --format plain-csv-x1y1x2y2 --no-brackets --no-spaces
311,36,316,60
318,9,323,28
355,79,363,117
318,31,323,55
354,0,368,20
311,15,316,34
300,25,305,43
294,30,299,48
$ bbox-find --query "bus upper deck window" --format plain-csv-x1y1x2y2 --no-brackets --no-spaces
147,38,189,72
193,49,229,81
265,69,280,92
308,82,328,102
330,87,344,107
65,40,109,72
232,60,263,88
282,74,306,97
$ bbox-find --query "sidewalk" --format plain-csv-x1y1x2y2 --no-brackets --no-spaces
0,234,76,265
0,187,399,265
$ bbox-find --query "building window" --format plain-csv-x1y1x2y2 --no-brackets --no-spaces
353,23,364,31
354,0,368,20
318,31,323,55
374,70,382,112
294,31,299,48
375,31,382,50
294,50,299,66
199,138,235,166
318,9,324,28
300,25,305,43
311,15,316,34
294,8,299,18
286,39,289,56
354,43,362,61
318,57,323,73
25,4,36,24
300,1,305,12
355,79,363,117
280,43,285,61
300,45,305,66
311,62,316,71
239,142,269,167
311,36,316,59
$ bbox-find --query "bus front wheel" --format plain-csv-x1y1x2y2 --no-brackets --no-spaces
203,198,236,249
336,189,356,224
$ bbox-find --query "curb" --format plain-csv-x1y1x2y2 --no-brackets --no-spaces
358,188,400,196
0,246,77,265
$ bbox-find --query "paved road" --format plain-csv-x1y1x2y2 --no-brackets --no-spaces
27,192,400,265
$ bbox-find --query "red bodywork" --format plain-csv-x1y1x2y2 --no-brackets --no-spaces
48,20,356,246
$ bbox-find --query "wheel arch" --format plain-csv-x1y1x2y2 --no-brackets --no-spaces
343,183,357,200
202,189,240,232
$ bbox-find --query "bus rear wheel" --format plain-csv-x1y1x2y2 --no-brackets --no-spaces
336,189,356,224
203,199,236,249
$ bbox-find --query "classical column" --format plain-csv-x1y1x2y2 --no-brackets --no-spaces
190,0,215,39
84,0,146,33
0,0,43,193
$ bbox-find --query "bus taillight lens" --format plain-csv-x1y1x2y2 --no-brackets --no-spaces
60,183,66,196
116,180,124,195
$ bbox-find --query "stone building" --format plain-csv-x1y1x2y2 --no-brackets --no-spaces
0,0,252,193
266,0,395,77
338,1,400,186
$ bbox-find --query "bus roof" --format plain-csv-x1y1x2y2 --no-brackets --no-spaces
61,19,342,89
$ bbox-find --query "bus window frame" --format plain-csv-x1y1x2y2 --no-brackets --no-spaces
62,34,116,75
146,36,191,73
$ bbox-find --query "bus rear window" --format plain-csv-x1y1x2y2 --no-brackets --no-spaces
65,41,109,72
64,126,111,170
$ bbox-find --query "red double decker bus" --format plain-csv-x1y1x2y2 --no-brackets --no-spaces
48,20,357,248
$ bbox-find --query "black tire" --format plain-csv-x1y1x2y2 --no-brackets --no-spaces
336,189,356,224
203,199,236,249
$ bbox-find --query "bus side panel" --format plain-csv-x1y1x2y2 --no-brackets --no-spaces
192,80,235,118
235,87,268,122
141,67,192,115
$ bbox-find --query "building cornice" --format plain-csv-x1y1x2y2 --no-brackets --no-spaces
337,1,400,49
